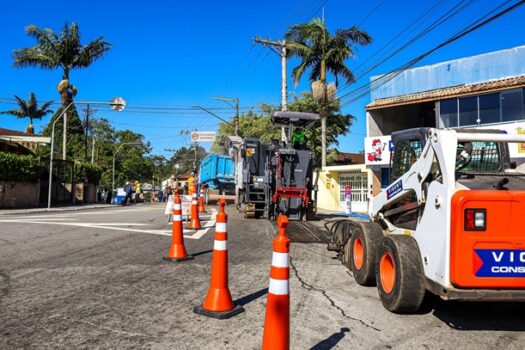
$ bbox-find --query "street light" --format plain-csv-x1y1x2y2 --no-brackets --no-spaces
213,97,239,135
112,141,144,196
47,98,126,209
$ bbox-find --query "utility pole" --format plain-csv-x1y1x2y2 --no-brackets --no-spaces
254,37,288,112
83,105,96,161
255,36,289,142
214,97,239,135
84,104,90,161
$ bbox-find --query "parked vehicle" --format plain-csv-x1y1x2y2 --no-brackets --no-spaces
199,154,235,195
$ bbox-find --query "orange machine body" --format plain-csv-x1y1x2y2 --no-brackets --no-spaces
450,190,525,288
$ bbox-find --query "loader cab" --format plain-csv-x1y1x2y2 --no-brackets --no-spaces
389,128,429,183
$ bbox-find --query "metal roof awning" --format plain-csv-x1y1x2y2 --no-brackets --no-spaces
0,135,51,144
366,75,525,111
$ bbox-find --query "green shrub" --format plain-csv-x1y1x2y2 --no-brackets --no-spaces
0,152,44,182
74,162,103,185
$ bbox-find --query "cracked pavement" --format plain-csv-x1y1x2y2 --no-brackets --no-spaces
1,204,525,349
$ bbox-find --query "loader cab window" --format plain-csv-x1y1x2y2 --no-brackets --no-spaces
456,141,502,173
391,139,423,182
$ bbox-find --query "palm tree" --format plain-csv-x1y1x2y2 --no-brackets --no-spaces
13,23,112,108
0,93,53,134
285,18,372,167
285,18,372,87
13,22,112,159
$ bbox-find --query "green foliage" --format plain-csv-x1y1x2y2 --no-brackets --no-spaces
0,92,53,131
85,119,156,188
13,22,112,77
211,110,280,153
14,22,112,162
213,94,354,168
74,162,102,185
285,18,372,86
290,93,354,164
168,145,207,175
0,152,44,182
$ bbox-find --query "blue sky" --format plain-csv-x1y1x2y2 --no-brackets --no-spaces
0,0,524,157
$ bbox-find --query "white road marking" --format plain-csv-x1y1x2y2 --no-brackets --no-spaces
6,217,76,221
0,214,216,239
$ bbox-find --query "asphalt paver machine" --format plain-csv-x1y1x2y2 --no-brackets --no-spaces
270,111,319,220
232,111,319,220
237,137,273,219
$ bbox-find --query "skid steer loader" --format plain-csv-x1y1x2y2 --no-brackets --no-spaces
328,127,525,313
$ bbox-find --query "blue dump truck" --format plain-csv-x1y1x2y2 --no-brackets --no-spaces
199,154,235,194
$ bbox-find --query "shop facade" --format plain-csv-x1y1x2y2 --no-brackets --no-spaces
365,45,525,189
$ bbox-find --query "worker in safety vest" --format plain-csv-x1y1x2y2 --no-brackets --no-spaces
292,128,307,150
188,173,196,195
134,181,142,203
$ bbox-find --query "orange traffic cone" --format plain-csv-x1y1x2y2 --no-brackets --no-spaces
187,184,202,230
163,191,194,262
262,215,290,350
198,186,206,213
193,198,244,319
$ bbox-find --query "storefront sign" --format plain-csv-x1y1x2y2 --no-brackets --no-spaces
364,136,393,165
476,122,525,158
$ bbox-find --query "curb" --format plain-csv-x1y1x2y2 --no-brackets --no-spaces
0,204,113,215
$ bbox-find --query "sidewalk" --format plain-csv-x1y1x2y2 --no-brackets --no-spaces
0,203,113,215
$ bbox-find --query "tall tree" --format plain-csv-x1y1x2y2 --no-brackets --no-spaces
0,93,53,134
212,94,354,167
285,18,372,86
285,18,371,166
287,93,355,167
13,22,112,159
168,145,207,176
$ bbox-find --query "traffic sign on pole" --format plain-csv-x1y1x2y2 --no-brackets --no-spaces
191,131,216,142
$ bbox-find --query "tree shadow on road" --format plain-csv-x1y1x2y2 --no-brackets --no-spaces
234,287,268,307
309,327,350,350
419,294,525,331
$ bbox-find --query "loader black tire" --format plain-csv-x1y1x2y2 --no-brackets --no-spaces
375,235,426,313
348,223,383,286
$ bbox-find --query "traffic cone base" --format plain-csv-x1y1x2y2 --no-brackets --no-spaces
193,304,244,319
163,255,194,262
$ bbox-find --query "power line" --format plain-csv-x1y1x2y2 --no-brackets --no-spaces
338,0,481,98
339,0,525,108
358,0,388,27
350,0,448,76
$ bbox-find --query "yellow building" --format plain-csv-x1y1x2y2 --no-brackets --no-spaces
317,164,376,214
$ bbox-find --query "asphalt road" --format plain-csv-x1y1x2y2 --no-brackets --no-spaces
1,204,524,349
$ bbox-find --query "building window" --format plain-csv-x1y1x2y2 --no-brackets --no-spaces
440,89,525,127
439,98,458,127
479,93,500,124
501,89,524,122
459,96,478,126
